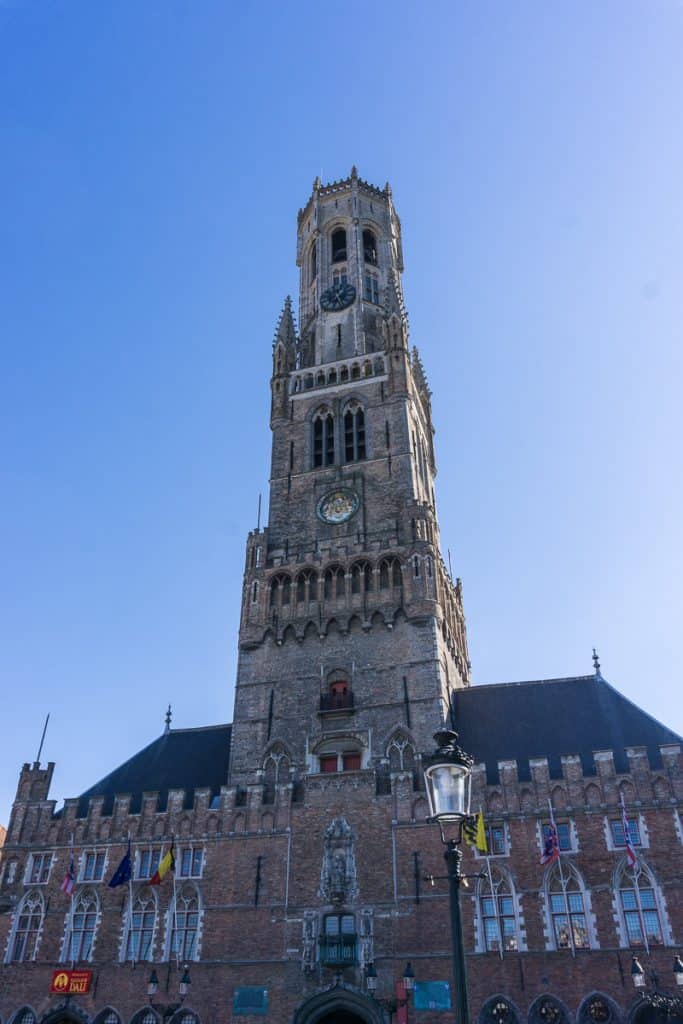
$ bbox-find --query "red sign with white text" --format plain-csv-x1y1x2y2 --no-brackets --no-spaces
50,969,93,994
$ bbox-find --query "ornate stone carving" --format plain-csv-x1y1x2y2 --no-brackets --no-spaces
318,818,359,904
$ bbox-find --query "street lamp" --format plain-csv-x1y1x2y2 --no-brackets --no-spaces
146,965,191,1019
423,730,475,1024
630,956,683,1016
364,962,416,1019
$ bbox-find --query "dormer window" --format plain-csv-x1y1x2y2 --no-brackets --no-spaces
363,229,378,265
331,228,347,263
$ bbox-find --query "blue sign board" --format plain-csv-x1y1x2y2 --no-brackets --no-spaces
414,981,452,1011
233,987,268,1015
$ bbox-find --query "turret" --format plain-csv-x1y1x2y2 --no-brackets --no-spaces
271,295,297,424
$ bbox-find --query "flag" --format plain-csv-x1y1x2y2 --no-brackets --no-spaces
108,840,132,888
150,844,175,886
540,823,560,865
60,855,75,896
464,811,488,853
622,805,638,868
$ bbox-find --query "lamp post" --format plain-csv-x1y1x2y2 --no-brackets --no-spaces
423,730,475,1024
364,962,416,1021
147,965,191,1019
630,956,683,1018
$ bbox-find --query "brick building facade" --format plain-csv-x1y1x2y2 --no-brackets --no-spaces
1,170,682,1024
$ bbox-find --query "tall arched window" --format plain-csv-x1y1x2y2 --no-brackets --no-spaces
269,574,292,608
168,884,200,961
93,1010,122,1024
387,734,416,773
616,859,664,947
296,570,317,604
379,557,402,590
124,887,157,961
546,863,590,950
310,241,317,283
8,889,44,962
477,865,519,952
324,565,345,601
362,229,378,265
66,888,99,961
263,744,291,804
331,228,347,263
313,408,335,467
344,403,366,462
351,561,372,595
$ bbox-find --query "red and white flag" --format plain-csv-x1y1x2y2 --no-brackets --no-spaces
60,855,75,896
621,801,638,868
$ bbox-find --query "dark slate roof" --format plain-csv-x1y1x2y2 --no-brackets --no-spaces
453,674,682,785
72,724,232,817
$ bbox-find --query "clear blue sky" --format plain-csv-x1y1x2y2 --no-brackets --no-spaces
2,1,682,825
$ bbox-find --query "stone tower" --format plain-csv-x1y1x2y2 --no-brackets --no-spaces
229,168,469,790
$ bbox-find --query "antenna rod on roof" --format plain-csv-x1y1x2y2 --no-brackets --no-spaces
35,713,50,766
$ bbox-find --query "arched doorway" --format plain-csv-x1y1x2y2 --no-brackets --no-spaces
293,986,385,1024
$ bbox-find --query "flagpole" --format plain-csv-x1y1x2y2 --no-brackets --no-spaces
486,855,504,961
548,799,575,958
171,838,179,968
127,834,135,966
621,793,649,955
68,833,76,969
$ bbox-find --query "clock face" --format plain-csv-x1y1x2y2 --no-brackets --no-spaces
320,281,356,312
317,489,360,525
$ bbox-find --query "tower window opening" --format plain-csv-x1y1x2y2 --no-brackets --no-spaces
340,366,349,382
363,272,379,305
313,410,335,468
413,556,420,578
363,229,378,265
344,405,366,462
252,582,258,603
331,228,347,263
310,242,317,283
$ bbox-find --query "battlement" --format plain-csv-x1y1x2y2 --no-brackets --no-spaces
298,167,389,225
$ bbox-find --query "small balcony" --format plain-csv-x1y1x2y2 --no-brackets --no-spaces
319,935,357,966
319,691,355,715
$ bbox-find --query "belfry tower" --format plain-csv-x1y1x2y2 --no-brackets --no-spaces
229,168,469,789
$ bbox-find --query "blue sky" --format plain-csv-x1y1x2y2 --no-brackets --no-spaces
1,1,682,825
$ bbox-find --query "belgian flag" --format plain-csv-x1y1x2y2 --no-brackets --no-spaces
150,843,175,885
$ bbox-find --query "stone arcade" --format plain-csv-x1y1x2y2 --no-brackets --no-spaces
2,170,682,1024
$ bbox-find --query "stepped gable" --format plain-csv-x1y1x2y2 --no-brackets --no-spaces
453,673,682,785
70,723,231,817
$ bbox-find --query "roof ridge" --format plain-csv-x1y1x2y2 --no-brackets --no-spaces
168,723,231,734
466,675,594,691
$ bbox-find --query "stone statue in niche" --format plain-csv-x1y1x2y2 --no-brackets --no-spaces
318,817,359,904
302,911,317,972
359,908,374,968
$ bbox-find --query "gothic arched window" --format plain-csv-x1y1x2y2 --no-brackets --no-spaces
130,1010,158,1024
529,997,569,1024
313,408,335,467
616,859,664,946
546,863,590,950
66,888,99,961
168,883,200,961
344,403,366,463
310,241,317,283
8,889,44,962
124,887,157,961
323,565,345,601
296,570,317,604
11,1010,37,1024
379,557,402,590
351,561,372,595
269,574,291,609
480,998,521,1024
363,229,378,265
93,1010,122,1024
363,272,379,304
387,734,416,772
331,228,347,264
478,866,519,952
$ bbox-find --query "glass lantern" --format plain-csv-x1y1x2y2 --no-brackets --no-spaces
674,955,683,986
423,731,473,823
631,957,645,989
